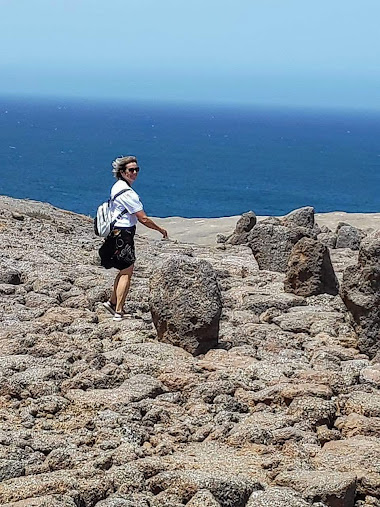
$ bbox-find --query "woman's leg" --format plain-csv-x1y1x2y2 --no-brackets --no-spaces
112,265,134,313
110,272,121,306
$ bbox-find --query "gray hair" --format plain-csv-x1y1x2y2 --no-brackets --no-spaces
111,155,138,179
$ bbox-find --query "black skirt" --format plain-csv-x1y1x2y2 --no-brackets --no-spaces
99,226,136,270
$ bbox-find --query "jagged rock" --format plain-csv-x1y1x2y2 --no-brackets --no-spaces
284,237,339,296
247,224,312,272
335,413,380,438
312,437,380,498
339,391,380,418
357,230,380,268
287,397,336,427
227,411,291,447
360,364,380,387
235,212,257,234
341,231,380,357
274,470,356,506
336,225,362,250
149,256,222,355
0,459,25,482
281,206,315,230
318,232,337,249
227,211,256,245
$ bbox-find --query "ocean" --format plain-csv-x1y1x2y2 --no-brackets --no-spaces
1,95,379,218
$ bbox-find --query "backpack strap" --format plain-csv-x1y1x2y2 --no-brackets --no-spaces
110,188,131,224
110,188,129,202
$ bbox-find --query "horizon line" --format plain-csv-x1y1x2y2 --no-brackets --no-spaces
1,91,380,116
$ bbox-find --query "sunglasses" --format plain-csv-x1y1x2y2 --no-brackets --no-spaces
126,166,140,173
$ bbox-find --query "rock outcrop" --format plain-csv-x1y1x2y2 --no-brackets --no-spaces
247,207,319,273
247,223,310,273
0,195,379,506
224,209,370,263
341,230,380,357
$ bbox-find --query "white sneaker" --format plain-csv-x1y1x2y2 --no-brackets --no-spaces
102,301,116,315
113,312,124,322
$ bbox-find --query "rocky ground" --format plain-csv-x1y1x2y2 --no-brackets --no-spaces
0,196,380,507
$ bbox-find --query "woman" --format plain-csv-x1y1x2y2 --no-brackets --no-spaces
99,155,168,321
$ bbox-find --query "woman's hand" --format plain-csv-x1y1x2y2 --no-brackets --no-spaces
136,210,168,239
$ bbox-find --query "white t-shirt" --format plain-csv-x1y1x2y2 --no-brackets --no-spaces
110,180,143,228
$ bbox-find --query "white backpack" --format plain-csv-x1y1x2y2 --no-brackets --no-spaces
94,189,129,237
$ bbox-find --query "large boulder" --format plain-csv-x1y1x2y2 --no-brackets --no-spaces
340,230,380,357
336,224,362,250
149,256,222,355
284,237,339,296
247,207,321,273
247,224,312,273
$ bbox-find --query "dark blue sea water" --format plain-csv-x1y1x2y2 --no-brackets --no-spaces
1,96,379,218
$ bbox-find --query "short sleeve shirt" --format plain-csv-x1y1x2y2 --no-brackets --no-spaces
110,180,143,227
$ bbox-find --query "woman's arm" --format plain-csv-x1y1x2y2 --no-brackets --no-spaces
135,210,168,239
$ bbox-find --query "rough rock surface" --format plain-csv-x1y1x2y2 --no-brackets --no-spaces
341,230,380,357
280,206,316,230
149,256,222,355
284,237,339,296
247,207,320,273
247,224,310,273
0,195,379,506
226,211,257,245
336,224,363,250
318,231,337,249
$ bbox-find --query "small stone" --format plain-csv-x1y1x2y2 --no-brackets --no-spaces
216,233,228,244
0,268,22,285
11,211,25,221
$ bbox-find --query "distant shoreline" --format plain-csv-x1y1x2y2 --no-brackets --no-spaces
138,211,380,246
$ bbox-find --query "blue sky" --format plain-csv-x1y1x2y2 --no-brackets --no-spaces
1,0,379,109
